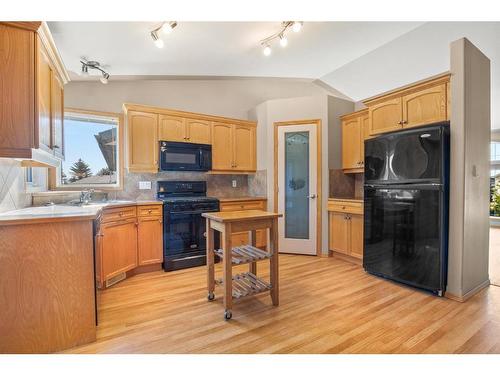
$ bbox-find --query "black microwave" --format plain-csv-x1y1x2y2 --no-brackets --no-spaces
159,141,212,172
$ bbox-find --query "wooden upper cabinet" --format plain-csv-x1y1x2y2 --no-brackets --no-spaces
123,104,257,174
159,114,186,142
101,218,138,280
365,74,450,136
186,118,211,144
0,22,68,159
0,23,36,158
233,124,256,171
212,122,234,170
368,96,402,135
37,43,52,152
342,117,362,170
402,83,447,129
127,111,158,173
51,71,64,158
137,215,163,266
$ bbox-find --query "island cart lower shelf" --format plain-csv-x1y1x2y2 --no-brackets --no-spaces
202,209,282,320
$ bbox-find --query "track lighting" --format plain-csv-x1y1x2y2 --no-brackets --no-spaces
279,34,288,47
150,21,178,48
259,21,303,57
80,60,111,84
100,72,110,84
292,22,303,33
161,21,177,34
151,30,164,48
263,44,272,56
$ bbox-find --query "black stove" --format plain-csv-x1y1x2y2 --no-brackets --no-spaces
158,181,220,271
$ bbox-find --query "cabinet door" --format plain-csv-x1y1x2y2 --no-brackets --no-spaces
211,122,233,170
349,214,364,259
329,212,349,255
101,219,138,280
137,216,163,265
186,118,211,144
368,97,402,136
0,24,36,158
37,42,52,152
127,111,158,172
50,71,64,158
342,117,362,170
402,84,447,129
233,124,256,171
159,114,186,142
360,114,371,167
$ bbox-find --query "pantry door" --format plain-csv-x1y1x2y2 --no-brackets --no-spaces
276,123,318,255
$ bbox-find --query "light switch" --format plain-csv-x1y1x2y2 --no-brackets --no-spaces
139,181,152,190
232,180,237,188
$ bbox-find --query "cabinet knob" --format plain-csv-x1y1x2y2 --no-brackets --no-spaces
342,206,346,209
159,219,162,224
148,209,152,214
402,120,408,125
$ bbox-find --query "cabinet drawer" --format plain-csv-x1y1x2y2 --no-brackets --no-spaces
328,201,363,215
102,206,137,223
137,205,162,217
220,200,266,212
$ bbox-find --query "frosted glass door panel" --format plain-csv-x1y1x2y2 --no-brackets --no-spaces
285,132,310,239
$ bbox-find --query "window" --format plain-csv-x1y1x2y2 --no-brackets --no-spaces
57,110,121,189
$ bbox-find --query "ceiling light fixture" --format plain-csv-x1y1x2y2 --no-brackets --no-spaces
150,21,178,48
259,21,303,56
80,60,111,84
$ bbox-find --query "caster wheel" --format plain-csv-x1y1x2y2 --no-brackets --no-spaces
224,310,232,320
207,292,215,301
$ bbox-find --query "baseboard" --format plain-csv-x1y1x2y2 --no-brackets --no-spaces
445,279,491,302
126,263,162,277
329,250,362,266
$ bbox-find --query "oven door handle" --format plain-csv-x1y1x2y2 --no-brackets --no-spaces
168,209,218,216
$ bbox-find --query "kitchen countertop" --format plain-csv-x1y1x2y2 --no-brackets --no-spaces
216,196,267,202
0,200,162,226
329,197,363,202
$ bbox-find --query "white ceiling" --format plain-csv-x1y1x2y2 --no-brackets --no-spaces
47,22,423,82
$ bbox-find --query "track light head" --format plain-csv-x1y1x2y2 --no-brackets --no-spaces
151,30,164,48
162,21,178,34
263,44,272,56
279,34,288,47
292,22,303,32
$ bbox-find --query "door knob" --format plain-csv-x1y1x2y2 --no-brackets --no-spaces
308,194,317,199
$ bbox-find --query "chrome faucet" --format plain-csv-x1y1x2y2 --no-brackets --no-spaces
80,189,94,205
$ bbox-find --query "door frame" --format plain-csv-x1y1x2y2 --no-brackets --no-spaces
273,119,322,256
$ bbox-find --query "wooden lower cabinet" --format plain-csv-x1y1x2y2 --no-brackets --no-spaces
96,204,163,287
328,199,364,260
100,218,138,281
137,215,163,265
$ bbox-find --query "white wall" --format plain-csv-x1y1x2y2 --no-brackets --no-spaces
447,38,491,298
65,78,345,119
250,95,336,254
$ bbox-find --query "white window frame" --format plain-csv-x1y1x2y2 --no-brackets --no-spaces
51,109,123,191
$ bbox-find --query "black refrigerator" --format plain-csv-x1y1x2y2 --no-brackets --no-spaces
363,122,450,296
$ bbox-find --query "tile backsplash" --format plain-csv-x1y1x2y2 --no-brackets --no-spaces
329,169,364,199
0,159,31,213
108,170,252,201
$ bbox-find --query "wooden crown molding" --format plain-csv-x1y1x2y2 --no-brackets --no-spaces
0,21,42,32
123,103,257,127
37,22,70,84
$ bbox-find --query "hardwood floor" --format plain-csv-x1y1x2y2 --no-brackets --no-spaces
65,255,500,354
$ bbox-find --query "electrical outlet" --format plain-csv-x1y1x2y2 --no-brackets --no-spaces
138,181,152,190
232,179,237,188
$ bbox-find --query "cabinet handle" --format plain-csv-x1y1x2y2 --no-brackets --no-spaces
159,219,162,224
97,233,104,237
